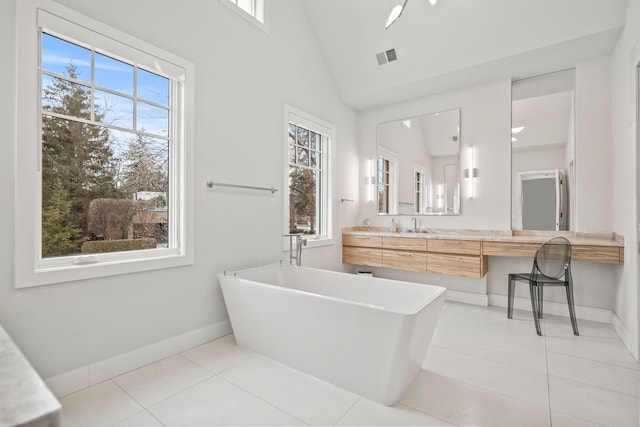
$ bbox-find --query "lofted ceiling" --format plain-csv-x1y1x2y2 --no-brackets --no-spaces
301,0,629,111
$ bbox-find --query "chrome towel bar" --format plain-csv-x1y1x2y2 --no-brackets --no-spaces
207,181,278,194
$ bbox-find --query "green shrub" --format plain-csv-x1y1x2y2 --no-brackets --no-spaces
81,238,156,254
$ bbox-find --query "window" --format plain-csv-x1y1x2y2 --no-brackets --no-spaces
377,147,398,214
414,168,425,214
15,1,194,287
285,106,333,245
378,157,391,214
220,0,268,32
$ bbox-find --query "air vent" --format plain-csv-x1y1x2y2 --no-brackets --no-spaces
376,48,398,66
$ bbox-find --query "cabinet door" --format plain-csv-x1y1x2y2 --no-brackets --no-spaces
572,245,622,264
428,239,481,255
482,241,539,257
382,249,427,272
342,246,382,267
382,237,427,251
427,253,483,278
343,235,382,248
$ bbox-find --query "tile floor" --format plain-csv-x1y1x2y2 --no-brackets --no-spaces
60,302,640,426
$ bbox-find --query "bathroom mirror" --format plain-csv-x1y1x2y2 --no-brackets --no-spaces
377,109,461,215
511,69,575,231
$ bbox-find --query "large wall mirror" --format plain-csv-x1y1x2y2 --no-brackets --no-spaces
511,69,575,231
377,109,461,215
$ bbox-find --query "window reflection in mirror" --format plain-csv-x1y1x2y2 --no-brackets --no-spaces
377,109,461,215
511,69,575,231
377,147,397,214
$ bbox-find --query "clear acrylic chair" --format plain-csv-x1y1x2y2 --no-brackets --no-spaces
508,236,579,336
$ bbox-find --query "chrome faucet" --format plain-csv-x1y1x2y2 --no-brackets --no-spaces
283,234,307,266
411,217,418,232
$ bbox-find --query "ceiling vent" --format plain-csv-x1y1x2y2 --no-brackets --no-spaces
376,49,398,66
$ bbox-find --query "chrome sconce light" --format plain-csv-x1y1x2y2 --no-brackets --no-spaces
464,145,477,199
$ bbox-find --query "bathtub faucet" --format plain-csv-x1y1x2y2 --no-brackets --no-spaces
283,234,307,266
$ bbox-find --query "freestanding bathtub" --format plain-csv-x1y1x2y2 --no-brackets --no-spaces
218,264,446,405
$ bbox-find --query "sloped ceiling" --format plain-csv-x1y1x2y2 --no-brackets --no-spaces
301,0,628,111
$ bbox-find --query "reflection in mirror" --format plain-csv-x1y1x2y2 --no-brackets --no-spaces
377,109,461,215
511,69,575,231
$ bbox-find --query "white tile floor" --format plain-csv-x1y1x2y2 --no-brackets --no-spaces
59,302,640,426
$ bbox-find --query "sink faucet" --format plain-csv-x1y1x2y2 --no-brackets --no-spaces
283,234,307,266
411,217,418,231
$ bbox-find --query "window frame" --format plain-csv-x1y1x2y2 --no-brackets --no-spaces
283,105,334,249
414,166,426,214
219,0,269,33
15,0,195,288
377,146,398,215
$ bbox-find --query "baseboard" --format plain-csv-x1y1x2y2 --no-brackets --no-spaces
611,311,638,361
488,293,612,324
45,319,232,398
445,290,488,306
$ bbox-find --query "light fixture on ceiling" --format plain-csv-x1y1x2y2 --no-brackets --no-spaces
386,0,439,29
385,0,408,29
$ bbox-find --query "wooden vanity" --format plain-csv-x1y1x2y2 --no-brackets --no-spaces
342,227,624,278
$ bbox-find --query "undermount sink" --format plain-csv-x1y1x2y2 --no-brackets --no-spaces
406,229,429,234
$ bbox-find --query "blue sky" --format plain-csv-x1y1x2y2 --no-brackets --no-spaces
41,32,170,138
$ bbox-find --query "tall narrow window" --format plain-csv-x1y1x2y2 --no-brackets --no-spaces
376,147,397,214
378,157,391,214
414,168,425,214
285,106,333,243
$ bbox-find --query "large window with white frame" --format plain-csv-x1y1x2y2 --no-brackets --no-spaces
15,1,194,288
285,106,333,244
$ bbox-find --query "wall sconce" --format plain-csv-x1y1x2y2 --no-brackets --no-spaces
464,145,477,199
366,158,376,202
436,184,444,209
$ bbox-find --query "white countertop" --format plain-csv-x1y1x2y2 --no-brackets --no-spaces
342,227,624,247
0,325,61,427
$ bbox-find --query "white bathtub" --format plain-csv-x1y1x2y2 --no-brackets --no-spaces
218,264,446,405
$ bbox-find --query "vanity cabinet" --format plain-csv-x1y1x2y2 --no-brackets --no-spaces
343,229,624,280
342,234,487,278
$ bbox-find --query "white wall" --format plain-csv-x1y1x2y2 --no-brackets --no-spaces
611,0,640,360
0,0,358,380
575,56,613,233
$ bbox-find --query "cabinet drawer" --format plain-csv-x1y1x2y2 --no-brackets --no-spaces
427,253,484,278
572,245,621,264
342,247,382,267
342,234,382,248
482,241,539,257
428,239,481,255
382,236,427,251
382,249,427,272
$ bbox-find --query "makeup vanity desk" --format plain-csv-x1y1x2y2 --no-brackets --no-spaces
342,227,624,278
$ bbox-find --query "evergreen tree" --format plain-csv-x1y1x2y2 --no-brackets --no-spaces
41,63,123,248
42,181,82,257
